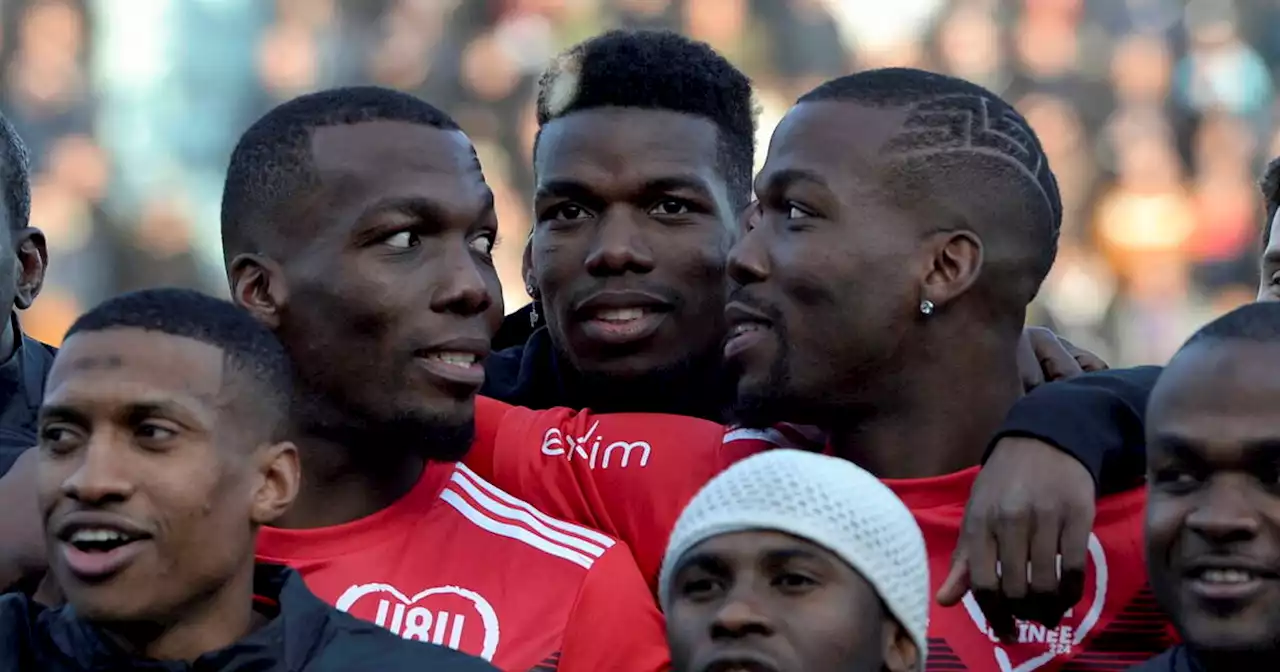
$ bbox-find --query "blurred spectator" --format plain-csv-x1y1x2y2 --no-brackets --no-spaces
0,0,1275,365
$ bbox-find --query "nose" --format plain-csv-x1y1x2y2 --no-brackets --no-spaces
1186,481,1261,544
584,210,655,277
61,437,135,505
431,242,495,316
726,219,770,287
709,587,775,641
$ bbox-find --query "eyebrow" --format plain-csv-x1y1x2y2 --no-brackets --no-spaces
360,191,496,227
1153,434,1280,468
40,399,210,428
534,176,717,204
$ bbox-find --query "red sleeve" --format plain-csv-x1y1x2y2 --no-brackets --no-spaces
488,408,787,594
558,541,670,671
464,396,514,481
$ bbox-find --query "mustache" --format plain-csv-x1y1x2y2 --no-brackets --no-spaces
725,286,785,324
566,282,684,311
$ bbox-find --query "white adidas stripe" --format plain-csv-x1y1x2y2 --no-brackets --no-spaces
448,470,607,559
453,463,616,548
440,489,597,569
723,427,791,446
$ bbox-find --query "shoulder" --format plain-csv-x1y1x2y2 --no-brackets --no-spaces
1123,646,1182,671
0,593,42,663
441,463,618,572
316,610,499,671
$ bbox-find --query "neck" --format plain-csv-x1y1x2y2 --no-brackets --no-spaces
274,428,425,529
557,348,729,421
829,329,1023,480
98,557,262,662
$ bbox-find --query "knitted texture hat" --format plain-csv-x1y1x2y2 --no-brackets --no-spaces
659,449,930,662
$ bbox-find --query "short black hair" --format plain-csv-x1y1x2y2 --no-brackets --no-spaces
534,29,755,210
0,111,31,230
221,86,461,265
65,288,294,439
1181,302,1280,350
1261,157,1280,244
799,68,1062,317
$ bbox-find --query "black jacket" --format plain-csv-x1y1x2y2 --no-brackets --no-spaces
984,366,1160,495
484,319,730,420
0,564,498,671
0,318,56,477
1127,647,1204,671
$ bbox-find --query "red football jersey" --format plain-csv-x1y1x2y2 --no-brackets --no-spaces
256,460,669,672
469,397,1173,671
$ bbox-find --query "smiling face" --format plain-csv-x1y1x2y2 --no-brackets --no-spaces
37,329,267,624
530,107,736,380
724,102,926,428
232,120,503,459
1146,341,1280,655
665,530,916,672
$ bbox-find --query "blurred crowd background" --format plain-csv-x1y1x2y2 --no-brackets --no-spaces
2,0,1279,366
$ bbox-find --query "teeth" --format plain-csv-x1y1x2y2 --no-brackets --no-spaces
425,352,477,368
70,529,129,544
595,308,646,322
731,323,763,336
1200,569,1255,584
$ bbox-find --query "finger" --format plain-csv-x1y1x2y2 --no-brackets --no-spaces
1017,330,1045,391
1025,509,1065,628
1057,503,1094,609
966,526,1001,598
997,511,1032,601
1060,338,1109,372
974,589,1018,643
1028,329,1085,382
936,551,970,606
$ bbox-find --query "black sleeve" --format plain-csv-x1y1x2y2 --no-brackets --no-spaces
983,366,1162,496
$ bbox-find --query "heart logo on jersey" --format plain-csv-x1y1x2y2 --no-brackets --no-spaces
960,534,1110,672
335,582,502,661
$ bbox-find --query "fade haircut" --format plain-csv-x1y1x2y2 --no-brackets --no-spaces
1261,156,1280,244
800,68,1062,318
221,86,462,266
0,111,31,230
534,29,756,210
1180,301,1280,351
65,288,294,440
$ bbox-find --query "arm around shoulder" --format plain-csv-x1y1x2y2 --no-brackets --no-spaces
986,366,1161,494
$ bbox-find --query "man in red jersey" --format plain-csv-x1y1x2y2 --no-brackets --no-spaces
716,69,1169,671
216,87,663,671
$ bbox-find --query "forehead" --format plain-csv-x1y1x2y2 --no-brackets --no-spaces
306,121,489,219
1150,342,1280,443
1266,210,1280,255
46,329,225,409
758,101,907,189
534,108,724,192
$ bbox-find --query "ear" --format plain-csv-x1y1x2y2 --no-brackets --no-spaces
919,229,983,313
11,228,47,310
249,441,300,526
881,619,920,672
522,235,537,299
229,253,288,329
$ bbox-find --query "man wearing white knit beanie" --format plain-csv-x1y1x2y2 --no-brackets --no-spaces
661,449,930,672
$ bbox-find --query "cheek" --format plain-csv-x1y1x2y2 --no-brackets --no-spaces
1143,499,1187,561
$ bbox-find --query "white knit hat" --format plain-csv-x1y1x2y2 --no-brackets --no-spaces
659,449,930,663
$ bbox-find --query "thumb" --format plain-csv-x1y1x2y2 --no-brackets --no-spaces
936,553,970,606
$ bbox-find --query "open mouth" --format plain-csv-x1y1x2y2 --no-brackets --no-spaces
1184,561,1278,601
723,302,773,359
579,306,671,344
56,522,152,581
417,351,480,369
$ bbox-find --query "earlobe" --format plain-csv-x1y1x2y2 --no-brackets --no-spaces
919,230,983,312
229,253,287,328
881,621,920,672
251,441,300,526
12,229,48,310
521,236,536,296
